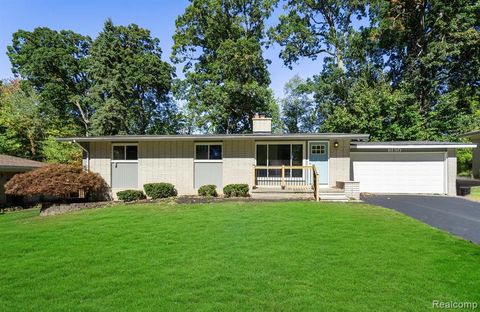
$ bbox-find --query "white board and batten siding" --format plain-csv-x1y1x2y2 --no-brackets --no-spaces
139,141,195,195
222,140,255,186
351,150,456,195
89,140,257,196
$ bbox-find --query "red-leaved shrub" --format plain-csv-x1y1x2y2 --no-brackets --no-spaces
5,164,110,201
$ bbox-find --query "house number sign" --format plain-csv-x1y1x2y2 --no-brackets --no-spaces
388,148,402,152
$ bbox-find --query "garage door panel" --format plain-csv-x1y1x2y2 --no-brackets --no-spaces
351,152,446,194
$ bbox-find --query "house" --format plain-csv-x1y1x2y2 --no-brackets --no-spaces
0,154,45,205
57,115,475,200
460,130,480,178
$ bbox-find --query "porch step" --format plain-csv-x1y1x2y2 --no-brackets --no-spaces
251,187,349,201
252,188,313,194
250,192,314,200
318,193,349,202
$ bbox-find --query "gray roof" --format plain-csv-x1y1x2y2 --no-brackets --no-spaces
352,141,469,146
57,132,370,143
351,141,476,149
460,130,480,138
0,154,45,171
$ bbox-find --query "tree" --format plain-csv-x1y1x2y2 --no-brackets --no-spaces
0,80,44,159
269,0,366,70
172,0,279,133
7,28,92,134
371,0,480,139
281,75,317,133
88,20,177,135
0,80,82,162
316,69,424,141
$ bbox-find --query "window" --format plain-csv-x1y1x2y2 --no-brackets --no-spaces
195,144,222,160
195,145,208,159
126,146,138,160
256,144,303,177
209,145,222,160
112,145,138,161
311,144,326,155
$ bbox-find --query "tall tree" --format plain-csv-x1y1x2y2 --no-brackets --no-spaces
281,75,317,133
372,0,480,139
269,0,366,70
314,68,424,141
0,80,43,158
89,20,177,135
172,0,278,133
7,28,92,134
0,80,81,163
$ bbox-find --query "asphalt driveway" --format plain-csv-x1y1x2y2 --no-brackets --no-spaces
362,194,480,244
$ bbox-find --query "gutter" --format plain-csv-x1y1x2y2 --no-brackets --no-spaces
0,166,42,172
459,130,480,138
57,133,370,143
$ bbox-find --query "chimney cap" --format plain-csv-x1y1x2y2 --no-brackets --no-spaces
253,112,267,119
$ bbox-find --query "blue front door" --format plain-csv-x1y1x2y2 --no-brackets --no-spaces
309,142,329,185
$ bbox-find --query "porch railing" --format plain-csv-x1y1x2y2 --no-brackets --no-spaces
252,165,320,201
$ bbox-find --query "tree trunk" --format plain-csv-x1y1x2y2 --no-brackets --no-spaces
74,100,90,135
336,49,344,71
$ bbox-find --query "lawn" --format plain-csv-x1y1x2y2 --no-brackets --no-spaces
1,201,479,311
468,186,480,201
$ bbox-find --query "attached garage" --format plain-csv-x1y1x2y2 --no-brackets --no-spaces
351,152,446,194
350,142,476,196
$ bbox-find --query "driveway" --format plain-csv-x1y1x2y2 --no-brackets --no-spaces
362,194,480,244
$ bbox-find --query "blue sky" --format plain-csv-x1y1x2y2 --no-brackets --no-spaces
0,0,321,98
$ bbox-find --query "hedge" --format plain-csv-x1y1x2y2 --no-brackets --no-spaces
143,183,176,199
198,185,218,197
117,190,146,202
223,184,249,197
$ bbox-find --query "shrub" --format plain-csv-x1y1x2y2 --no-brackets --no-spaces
143,183,176,199
116,190,146,202
223,184,250,197
5,164,110,201
457,148,472,176
198,185,218,197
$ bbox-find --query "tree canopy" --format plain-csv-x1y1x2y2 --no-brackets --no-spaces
271,0,480,142
2,2,479,169
172,0,279,133
89,20,177,135
7,21,181,138
7,28,92,133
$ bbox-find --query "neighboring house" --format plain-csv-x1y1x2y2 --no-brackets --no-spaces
460,130,480,178
0,154,45,205
57,115,475,199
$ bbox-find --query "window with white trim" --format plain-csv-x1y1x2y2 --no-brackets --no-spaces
112,145,138,160
195,144,222,160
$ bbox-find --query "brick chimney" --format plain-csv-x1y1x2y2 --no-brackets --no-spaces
252,113,272,133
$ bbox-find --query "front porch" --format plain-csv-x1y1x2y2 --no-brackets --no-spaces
251,165,357,201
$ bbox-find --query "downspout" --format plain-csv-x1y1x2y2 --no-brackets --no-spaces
72,140,89,172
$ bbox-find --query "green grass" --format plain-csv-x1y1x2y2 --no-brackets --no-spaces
1,201,479,311
468,186,480,200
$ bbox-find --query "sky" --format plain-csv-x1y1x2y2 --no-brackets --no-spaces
0,0,321,99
